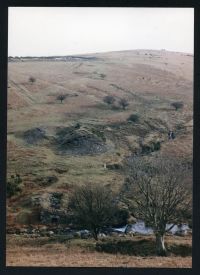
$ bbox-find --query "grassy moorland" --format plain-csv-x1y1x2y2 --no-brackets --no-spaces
7,234,192,267
7,50,193,267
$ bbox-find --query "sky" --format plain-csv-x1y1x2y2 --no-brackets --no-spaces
8,7,194,57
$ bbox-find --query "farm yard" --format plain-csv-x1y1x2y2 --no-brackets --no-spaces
7,49,193,267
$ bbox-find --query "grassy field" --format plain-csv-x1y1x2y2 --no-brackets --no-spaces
6,234,192,267
7,49,193,267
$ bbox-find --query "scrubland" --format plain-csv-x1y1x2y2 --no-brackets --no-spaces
7,50,193,267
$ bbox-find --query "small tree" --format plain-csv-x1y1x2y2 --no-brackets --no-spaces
68,183,120,240
128,113,139,123
57,94,66,103
171,101,184,111
7,174,23,198
119,98,129,110
122,157,191,256
103,95,115,106
29,76,36,84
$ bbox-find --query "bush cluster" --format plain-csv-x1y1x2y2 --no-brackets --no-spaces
7,174,23,198
103,96,129,110
141,141,161,154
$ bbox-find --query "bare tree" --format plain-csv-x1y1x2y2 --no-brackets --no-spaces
57,94,66,103
103,95,115,106
122,156,192,256
68,183,119,240
171,101,184,111
119,98,129,110
29,76,36,84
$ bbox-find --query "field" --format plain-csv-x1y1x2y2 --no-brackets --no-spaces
7,234,192,267
7,49,193,267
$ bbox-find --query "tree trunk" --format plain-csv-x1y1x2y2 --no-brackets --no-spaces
92,229,99,241
155,234,167,256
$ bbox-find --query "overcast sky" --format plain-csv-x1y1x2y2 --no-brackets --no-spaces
8,7,194,56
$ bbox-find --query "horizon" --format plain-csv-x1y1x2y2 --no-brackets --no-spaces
8,48,194,58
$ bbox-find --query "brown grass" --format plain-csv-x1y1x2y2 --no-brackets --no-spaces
6,245,192,268
7,50,193,268
6,235,192,268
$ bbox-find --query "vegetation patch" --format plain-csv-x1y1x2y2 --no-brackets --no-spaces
48,235,74,244
91,128,106,142
140,141,161,154
106,163,123,170
7,174,23,198
168,244,192,257
96,238,156,256
96,238,192,257
54,126,108,155
128,113,140,123
171,101,184,111
22,128,47,144
16,208,41,225
35,176,58,187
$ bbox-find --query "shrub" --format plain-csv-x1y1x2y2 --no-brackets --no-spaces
171,101,184,111
128,113,139,122
141,141,161,154
57,94,66,103
96,239,155,256
153,141,161,151
74,122,81,129
91,128,106,142
119,98,129,110
29,76,36,84
168,244,192,257
103,95,115,105
16,207,41,225
96,239,192,257
7,174,23,198
16,210,32,224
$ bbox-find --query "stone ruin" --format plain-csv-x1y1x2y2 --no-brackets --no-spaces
40,209,67,224
31,192,68,225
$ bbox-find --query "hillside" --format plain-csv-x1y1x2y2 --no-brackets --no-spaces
7,49,193,227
